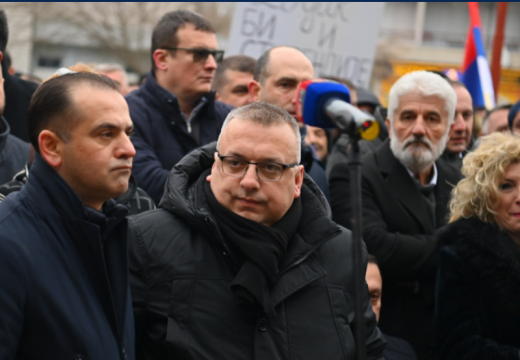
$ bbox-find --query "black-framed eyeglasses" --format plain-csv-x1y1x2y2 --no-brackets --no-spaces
217,153,298,182
161,46,224,63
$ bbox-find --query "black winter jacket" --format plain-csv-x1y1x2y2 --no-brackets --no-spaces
0,116,29,184
0,155,135,360
436,217,520,359
126,72,233,203
129,143,386,360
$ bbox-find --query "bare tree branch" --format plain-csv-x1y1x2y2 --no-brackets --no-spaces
3,2,233,74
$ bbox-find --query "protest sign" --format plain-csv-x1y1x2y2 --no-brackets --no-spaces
227,2,386,87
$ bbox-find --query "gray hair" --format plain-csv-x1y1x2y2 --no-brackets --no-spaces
217,102,301,163
388,70,457,127
212,55,256,92
94,63,128,84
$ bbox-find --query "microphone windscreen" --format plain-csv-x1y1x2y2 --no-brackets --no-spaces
295,80,351,129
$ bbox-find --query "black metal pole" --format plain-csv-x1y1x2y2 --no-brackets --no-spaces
347,135,366,360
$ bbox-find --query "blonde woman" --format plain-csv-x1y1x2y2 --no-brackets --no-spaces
436,132,520,359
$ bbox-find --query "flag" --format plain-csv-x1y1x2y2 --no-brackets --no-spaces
461,2,495,110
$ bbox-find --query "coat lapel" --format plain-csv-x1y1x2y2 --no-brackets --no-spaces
376,140,435,234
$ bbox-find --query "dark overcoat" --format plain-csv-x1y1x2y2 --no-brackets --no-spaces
329,138,461,359
0,155,135,360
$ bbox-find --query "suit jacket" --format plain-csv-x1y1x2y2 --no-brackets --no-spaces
329,138,461,360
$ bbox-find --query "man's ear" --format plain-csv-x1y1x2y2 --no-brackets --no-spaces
248,80,261,102
207,152,219,182
293,165,304,199
385,118,392,139
38,130,64,168
215,92,221,101
153,49,169,71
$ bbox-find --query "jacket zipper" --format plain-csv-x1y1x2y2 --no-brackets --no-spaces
272,229,342,284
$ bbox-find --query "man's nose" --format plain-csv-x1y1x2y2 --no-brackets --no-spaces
118,133,136,159
412,117,427,136
240,165,260,190
452,114,465,133
204,54,217,70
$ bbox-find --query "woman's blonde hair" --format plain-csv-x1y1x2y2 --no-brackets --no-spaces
449,132,520,223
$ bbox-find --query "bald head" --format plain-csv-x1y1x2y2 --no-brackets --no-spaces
254,46,313,84
250,46,314,115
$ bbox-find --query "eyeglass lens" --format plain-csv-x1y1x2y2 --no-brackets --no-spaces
193,49,224,63
222,158,283,181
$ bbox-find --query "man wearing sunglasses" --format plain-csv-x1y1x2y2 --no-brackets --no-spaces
128,102,385,359
126,10,233,204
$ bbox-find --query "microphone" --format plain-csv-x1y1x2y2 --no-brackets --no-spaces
295,79,380,141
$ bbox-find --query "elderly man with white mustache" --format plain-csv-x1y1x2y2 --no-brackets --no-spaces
330,70,461,360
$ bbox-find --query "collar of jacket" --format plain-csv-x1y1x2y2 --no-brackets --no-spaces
438,217,520,261
141,71,217,120
24,154,128,226
158,142,340,283
0,116,10,154
20,153,131,344
114,174,138,205
375,138,459,232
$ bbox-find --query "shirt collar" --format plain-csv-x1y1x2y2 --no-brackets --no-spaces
181,96,208,123
406,162,437,188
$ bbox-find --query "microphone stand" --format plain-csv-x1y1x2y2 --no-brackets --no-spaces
344,123,366,360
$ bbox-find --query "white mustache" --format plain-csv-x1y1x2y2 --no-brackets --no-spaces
403,136,432,151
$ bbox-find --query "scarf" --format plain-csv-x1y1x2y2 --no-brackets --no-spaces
204,181,302,316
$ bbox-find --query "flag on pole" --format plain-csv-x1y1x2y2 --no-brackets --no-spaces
461,2,495,110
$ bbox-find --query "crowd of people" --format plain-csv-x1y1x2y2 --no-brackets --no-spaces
1,7,520,360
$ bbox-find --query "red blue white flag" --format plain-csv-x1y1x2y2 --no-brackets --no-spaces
461,2,495,110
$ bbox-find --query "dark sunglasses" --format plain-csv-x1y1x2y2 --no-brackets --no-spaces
161,46,224,63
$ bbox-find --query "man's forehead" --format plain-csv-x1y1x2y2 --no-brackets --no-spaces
223,117,293,133
490,108,509,121
225,70,253,82
69,85,128,119
267,48,314,78
397,93,446,111
454,86,472,105
176,24,217,47
220,118,295,147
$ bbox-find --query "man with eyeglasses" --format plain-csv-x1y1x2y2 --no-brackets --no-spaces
126,9,233,203
128,102,386,360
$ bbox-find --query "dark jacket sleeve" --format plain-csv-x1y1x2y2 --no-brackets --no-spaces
0,237,27,358
127,98,170,204
128,215,152,360
435,245,520,360
330,162,437,281
128,211,176,360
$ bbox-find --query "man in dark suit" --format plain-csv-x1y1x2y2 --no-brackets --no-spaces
330,70,460,360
